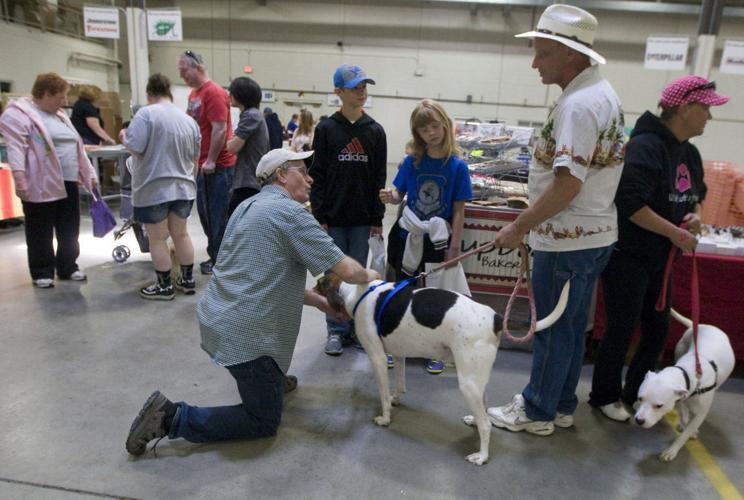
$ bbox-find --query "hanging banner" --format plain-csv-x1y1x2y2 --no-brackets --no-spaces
720,40,744,75
84,6,120,39
644,36,689,70
147,9,183,41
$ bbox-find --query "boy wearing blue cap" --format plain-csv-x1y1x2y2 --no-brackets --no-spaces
310,64,388,356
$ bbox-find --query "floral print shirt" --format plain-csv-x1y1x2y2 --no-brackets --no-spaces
529,65,626,251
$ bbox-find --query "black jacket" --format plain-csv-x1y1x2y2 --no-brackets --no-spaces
615,111,707,268
264,112,284,150
309,111,387,226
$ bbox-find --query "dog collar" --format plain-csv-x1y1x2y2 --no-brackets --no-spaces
673,361,718,397
352,281,388,317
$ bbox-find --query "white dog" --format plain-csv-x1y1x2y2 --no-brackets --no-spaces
634,309,734,462
315,275,568,465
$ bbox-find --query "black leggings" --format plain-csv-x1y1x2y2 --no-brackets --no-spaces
589,249,671,407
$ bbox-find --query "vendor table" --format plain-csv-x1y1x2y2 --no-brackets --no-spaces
86,145,130,199
593,252,744,362
0,165,23,220
462,205,530,296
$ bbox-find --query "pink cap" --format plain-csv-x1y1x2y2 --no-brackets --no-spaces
660,76,729,107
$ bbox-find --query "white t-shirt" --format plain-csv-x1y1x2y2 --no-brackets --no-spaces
124,101,201,207
528,65,626,252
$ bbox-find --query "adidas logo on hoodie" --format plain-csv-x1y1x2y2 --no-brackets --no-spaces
338,138,368,162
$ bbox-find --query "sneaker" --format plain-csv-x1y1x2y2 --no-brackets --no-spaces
344,332,365,350
139,283,175,301
386,354,394,369
284,375,298,394
487,394,554,436
425,359,445,375
199,259,213,275
554,413,574,428
125,391,174,456
324,334,343,356
33,278,54,288
598,401,631,422
175,276,196,295
67,270,87,281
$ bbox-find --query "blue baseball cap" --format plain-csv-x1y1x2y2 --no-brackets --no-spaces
333,64,376,89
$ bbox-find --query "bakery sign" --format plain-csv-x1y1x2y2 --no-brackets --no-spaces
84,6,120,39
644,36,689,70
461,206,532,297
720,40,744,75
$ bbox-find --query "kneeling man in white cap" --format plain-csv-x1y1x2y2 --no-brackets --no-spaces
125,148,380,456
484,4,626,435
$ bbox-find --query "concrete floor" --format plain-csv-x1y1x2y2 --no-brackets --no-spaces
1,194,743,500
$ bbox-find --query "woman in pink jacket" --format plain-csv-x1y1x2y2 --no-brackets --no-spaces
0,73,98,288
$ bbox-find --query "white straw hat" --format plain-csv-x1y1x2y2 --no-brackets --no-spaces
515,4,606,65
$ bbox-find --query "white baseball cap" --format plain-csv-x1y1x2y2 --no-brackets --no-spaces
515,4,606,65
256,148,314,183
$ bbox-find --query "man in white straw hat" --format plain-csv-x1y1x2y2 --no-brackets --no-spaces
125,149,380,456
486,4,626,435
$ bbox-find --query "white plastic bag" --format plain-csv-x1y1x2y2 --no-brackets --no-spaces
368,235,386,275
424,262,471,296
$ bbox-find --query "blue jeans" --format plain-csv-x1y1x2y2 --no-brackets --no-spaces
326,225,370,337
196,167,234,262
522,245,613,421
169,356,285,443
133,199,193,224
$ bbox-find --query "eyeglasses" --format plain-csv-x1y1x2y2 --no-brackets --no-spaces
286,165,310,177
681,81,715,100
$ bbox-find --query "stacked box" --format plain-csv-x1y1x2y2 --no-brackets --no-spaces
701,161,744,227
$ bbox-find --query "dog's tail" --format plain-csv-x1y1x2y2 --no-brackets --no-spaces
670,308,692,329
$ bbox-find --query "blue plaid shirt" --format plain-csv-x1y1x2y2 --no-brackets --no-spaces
197,185,345,372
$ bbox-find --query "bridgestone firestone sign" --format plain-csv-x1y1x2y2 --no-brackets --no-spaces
84,6,120,39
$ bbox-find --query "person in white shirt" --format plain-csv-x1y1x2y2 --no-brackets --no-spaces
486,4,626,436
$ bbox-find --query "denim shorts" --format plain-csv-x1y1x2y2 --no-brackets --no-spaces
134,199,194,224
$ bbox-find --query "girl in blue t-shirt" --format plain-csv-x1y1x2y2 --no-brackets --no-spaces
379,99,473,374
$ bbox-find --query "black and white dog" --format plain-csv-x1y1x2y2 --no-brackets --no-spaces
315,274,569,465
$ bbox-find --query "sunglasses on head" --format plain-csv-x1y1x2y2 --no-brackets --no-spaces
183,50,201,65
682,80,715,100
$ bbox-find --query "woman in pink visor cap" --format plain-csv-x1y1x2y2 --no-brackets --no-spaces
589,76,729,422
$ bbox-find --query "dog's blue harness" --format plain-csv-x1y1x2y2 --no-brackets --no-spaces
352,277,418,337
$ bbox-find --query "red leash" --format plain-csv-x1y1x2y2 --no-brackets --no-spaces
655,222,702,378
501,244,537,344
419,241,537,344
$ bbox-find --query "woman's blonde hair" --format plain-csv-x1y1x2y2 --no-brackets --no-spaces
297,108,314,136
409,99,461,166
78,84,102,102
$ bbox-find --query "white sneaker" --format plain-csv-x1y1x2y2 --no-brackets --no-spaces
554,413,574,428
487,393,524,421
67,270,87,281
487,394,554,436
33,278,54,288
599,401,631,422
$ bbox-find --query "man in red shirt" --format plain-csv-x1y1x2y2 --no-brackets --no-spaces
178,50,236,274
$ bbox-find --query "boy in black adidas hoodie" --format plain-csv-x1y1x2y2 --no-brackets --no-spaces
590,76,729,421
310,64,387,356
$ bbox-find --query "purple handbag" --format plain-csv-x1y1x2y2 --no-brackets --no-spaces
90,188,117,238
